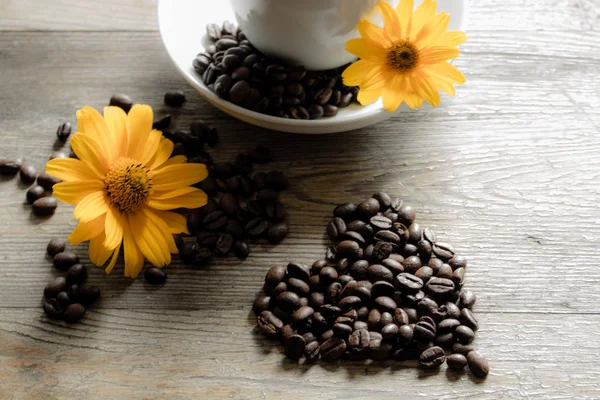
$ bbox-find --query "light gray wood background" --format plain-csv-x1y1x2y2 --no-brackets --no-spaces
1,0,599,398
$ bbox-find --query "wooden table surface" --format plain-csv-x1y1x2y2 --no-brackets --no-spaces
1,0,600,398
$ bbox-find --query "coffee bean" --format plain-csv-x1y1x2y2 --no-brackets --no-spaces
380,323,398,341
326,217,346,239
408,223,422,244
200,210,227,231
417,297,439,316
452,267,465,287
426,277,455,296
336,240,361,259
375,230,401,246
419,346,446,369
395,273,423,293
56,121,72,141
323,104,338,117
454,325,475,344
109,93,133,113
43,277,67,299
44,238,66,257
415,266,434,283
357,198,380,219
459,308,479,331
179,242,198,264
267,222,288,244
66,264,87,285
433,332,454,348
373,296,396,313
229,80,250,104
142,267,166,285
467,351,489,378
292,306,314,323
437,263,454,280
0,159,22,175
333,203,357,220
256,189,279,202
216,38,238,51
264,266,286,287
433,242,455,261
370,194,390,211
213,233,233,256
19,164,37,184
52,252,79,271
459,290,477,309
347,220,374,241
332,322,352,338
370,215,392,230
449,255,468,270
452,343,475,356
372,241,393,262
397,205,415,227
193,53,211,75
314,87,333,105
367,264,393,283
381,258,404,276
320,337,346,362
338,92,353,108
303,341,320,362
253,296,272,314
438,318,461,333
400,256,421,274
447,353,468,371
285,334,306,361
277,291,301,312
417,239,433,260
206,23,222,40
28,194,55,216
308,104,324,119
414,318,436,341
63,303,86,323
348,328,370,353
258,310,283,338
370,281,395,300
339,231,366,247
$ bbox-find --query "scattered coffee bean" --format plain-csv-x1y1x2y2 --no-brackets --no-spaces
26,185,47,204
109,93,133,113
44,276,67,299
164,90,186,107
0,159,22,176
36,172,61,191
419,346,446,368
53,252,80,271
447,353,468,371
467,351,489,378
145,267,167,285
66,264,88,285
56,121,72,141
63,303,86,323
19,164,37,184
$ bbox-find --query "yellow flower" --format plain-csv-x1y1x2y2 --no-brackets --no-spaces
46,105,208,278
342,0,467,111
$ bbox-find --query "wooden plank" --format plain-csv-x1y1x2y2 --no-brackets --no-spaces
0,32,599,313
0,309,599,398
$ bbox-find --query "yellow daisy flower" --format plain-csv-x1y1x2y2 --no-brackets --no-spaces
46,105,208,278
342,0,467,111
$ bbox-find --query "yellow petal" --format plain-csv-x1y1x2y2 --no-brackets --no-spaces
121,218,144,278
413,72,441,107
136,129,163,165
103,106,128,157
74,191,109,223
415,12,450,48
103,206,124,251
52,180,104,205
126,104,153,159
346,39,386,62
159,155,188,168
150,186,200,200
410,0,437,38
144,208,178,254
104,242,121,275
395,0,414,38
419,47,460,64
77,106,115,163
357,87,383,105
149,163,208,191
382,75,406,112
360,66,387,90
150,209,188,234
89,233,112,267
68,214,106,246
436,31,468,47
70,133,109,177
147,188,208,210
46,158,101,182
357,20,390,47
129,211,170,268
378,1,401,42
425,61,466,84
342,60,378,87
147,138,175,170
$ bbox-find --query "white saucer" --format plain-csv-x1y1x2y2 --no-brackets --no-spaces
158,0,467,134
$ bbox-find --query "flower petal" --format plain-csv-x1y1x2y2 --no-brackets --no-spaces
146,138,175,170
357,87,383,106
104,242,121,275
126,104,153,160
346,39,386,62
150,186,200,200
70,133,110,177
342,60,378,87
147,188,208,210
415,12,450,48
103,106,128,156
68,214,105,246
137,129,163,166
52,180,104,205
149,163,208,191
103,206,124,251
129,211,170,268
378,1,402,42
144,208,178,254
436,31,468,47
410,0,437,38
121,218,144,278
46,158,100,182
396,0,414,38
158,155,188,168
77,106,116,163
414,72,441,106
382,75,406,112
357,20,390,47
150,210,189,234
89,233,112,267
74,191,109,223
419,47,460,64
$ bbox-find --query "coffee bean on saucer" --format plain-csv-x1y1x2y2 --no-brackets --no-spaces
26,185,47,204
19,164,37,184
32,196,57,216
109,93,133,113
56,121,72,141
164,90,186,107
206,23,222,40
145,267,167,285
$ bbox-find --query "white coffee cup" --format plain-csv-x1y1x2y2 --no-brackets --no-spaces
229,0,383,71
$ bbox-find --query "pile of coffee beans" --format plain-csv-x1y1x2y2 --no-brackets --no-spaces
42,238,101,323
193,21,360,119
254,193,489,378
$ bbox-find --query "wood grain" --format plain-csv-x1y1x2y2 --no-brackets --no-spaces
1,0,600,398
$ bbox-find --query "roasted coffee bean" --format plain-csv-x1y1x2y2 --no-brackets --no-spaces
434,332,454,348
460,308,479,331
285,278,309,297
426,277,455,296
332,322,353,338
292,306,314,323
230,66,250,82
202,64,218,85
375,230,401,246
179,242,198,264
381,258,404,275
151,114,172,131
338,92,353,108
329,89,341,106
46,238,66,256
307,104,324,119
432,305,450,322
253,295,271,314
55,121,72,141
415,266,434,283
321,104,338,117
419,346,446,369
449,255,468,270
290,106,310,120
109,93,133,113
264,201,285,221
408,223,422,244
43,277,67,299
392,308,409,327
381,323,399,340
383,211,398,222
286,263,309,283
144,267,167,285
280,324,296,344
372,241,393,261
203,211,228,231
164,90,186,107
467,351,489,378
392,222,410,243
369,338,393,360
437,263,454,280
0,159,21,175
223,220,244,239
214,74,233,98
320,337,346,362
337,240,361,259
338,296,362,312
193,53,211,75
55,291,70,308
438,318,461,333
215,37,238,51
428,257,443,273
397,205,415,227
357,198,380,219
267,222,288,244
258,310,283,337
222,54,242,71
42,298,63,319
218,193,238,215
232,241,250,259
316,266,336,286
256,189,279,202
333,203,357,220
229,81,250,104
417,239,433,260
215,233,234,255
53,252,79,271
452,267,466,287
459,290,477,309
401,256,421,274
414,319,436,341
417,297,439,316
374,296,397,313
277,291,301,312
349,259,368,280
371,281,395,299
19,164,37,184
339,231,366,247
367,264,393,283
370,215,393,231
66,264,87,285
64,303,86,323
395,273,423,292
454,325,475,344
265,265,287,287
267,282,287,297
327,217,347,239
447,353,468,371
395,324,414,347
367,308,383,331
452,343,475,356
433,242,455,261
348,328,370,352
304,341,320,362
206,23,222,40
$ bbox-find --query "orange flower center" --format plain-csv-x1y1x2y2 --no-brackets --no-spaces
387,41,419,72
104,158,152,213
